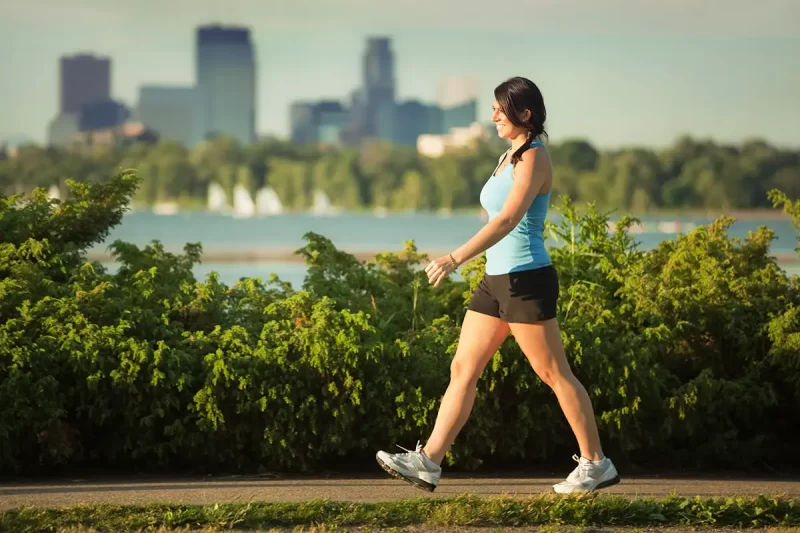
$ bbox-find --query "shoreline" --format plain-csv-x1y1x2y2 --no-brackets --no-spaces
87,248,800,265
87,248,452,264
134,206,795,220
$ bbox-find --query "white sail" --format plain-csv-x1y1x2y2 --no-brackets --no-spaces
207,181,229,213
232,183,256,218
311,189,335,216
255,186,283,215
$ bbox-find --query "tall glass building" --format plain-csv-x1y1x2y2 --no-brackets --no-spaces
138,86,206,147
363,37,395,140
196,25,256,145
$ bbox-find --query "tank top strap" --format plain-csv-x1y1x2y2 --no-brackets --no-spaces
490,149,510,176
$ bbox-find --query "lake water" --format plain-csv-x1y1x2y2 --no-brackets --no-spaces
98,211,799,289
187,261,800,290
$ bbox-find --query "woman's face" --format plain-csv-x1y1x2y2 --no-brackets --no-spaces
491,99,527,140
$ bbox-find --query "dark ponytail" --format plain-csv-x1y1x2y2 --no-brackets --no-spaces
494,77,548,165
509,129,535,165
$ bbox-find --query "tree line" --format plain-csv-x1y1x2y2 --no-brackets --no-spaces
1,135,798,211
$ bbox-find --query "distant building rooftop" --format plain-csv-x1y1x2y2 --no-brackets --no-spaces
197,25,251,45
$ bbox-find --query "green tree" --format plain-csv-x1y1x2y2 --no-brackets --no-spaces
189,136,243,187
267,158,310,209
426,154,468,210
2,135,799,213
392,169,428,210
550,139,600,172
326,153,362,209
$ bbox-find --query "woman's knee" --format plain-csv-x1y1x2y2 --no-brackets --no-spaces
532,360,573,389
450,357,481,385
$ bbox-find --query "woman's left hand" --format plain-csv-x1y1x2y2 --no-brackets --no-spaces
425,254,458,287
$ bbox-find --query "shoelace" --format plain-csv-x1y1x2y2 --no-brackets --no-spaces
393,440,430,471
569,454,594,481
395,440,423,456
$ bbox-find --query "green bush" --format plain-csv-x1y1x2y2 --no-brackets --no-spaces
1,172,798,475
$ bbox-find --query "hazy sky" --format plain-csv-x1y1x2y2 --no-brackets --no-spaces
2,0,799,148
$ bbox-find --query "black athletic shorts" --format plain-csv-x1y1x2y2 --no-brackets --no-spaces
467,264,559,323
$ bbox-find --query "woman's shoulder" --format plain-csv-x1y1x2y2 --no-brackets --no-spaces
529,139,546,149
517,141,552,173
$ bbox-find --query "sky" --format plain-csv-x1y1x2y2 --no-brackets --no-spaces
1,0,799,149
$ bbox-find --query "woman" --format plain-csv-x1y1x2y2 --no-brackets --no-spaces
376,76,619,494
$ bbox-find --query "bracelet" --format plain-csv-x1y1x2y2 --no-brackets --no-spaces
449,253,459,268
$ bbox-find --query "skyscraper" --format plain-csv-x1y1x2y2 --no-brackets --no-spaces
60,54,111,114
196,25,256,145
78,100,130,131
290,102,316,144
138,86,206,147
393,100,443,146
363,37,396,140
49,54,111,146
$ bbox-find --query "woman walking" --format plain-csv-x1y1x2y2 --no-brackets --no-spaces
376,76,620,494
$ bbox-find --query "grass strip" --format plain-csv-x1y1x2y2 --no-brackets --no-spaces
1,494,798,532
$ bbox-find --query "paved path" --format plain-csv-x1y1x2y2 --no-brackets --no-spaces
2,475,799,510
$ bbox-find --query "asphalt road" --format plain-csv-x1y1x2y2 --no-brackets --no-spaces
2,474,799,510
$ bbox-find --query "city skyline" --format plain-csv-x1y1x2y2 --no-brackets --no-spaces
288,37,480,148
43,25,258,149
2,0,799,149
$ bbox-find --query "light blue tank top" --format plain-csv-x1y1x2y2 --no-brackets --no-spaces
479,141,552,275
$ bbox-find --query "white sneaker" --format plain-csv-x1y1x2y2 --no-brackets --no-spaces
553,454,620,493
376,441,442,492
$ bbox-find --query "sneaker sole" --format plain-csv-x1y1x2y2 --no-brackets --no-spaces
594,474,621,491
553,474,621,494
375,453,437,492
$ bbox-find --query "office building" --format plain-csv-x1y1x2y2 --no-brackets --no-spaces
442,100,477,133
196,25,256,144
290,100,350,145
290,103,316,144
78,99,130,131
362,37,396,139
315,101,349,144
393,100,443,146
60,54,111,114
138,86,206,146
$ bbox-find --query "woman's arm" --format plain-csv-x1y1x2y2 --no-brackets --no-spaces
426,146,549,286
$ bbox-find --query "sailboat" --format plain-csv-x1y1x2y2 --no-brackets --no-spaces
232,183,256,218
255,186,283,216
207,181,229,213
311,189,336,216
